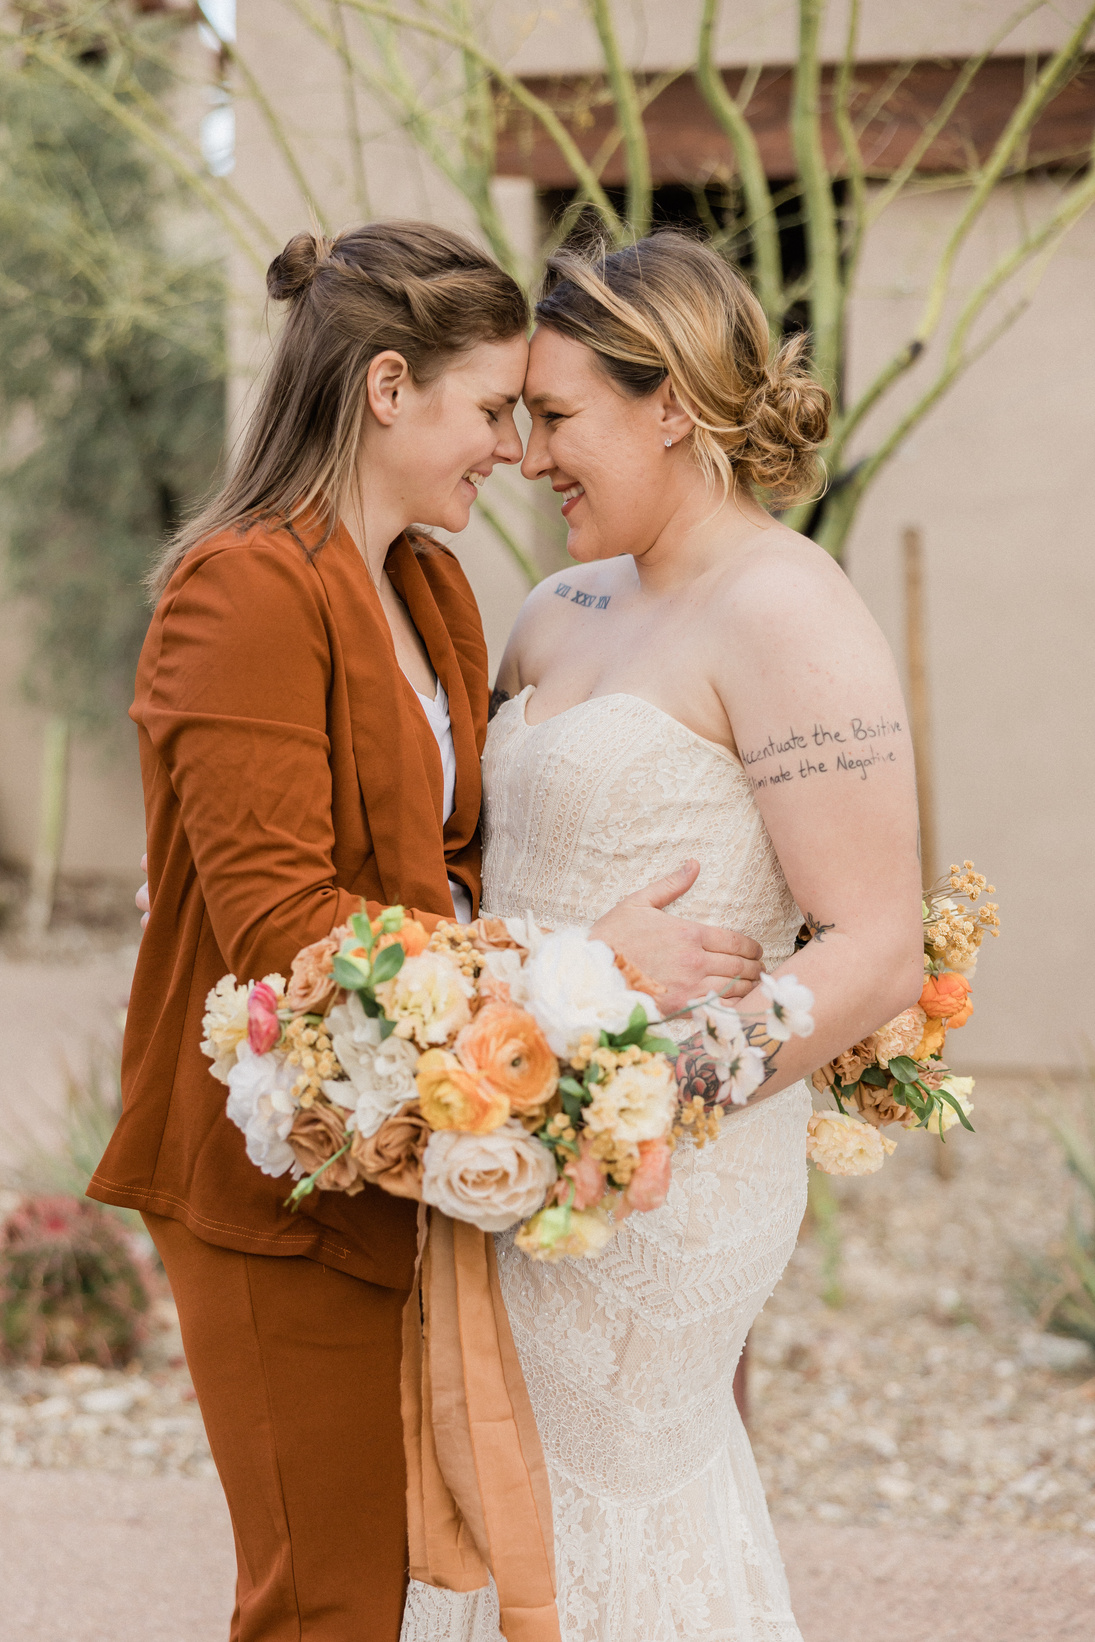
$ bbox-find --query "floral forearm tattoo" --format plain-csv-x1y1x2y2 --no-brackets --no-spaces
673,1020,785,1113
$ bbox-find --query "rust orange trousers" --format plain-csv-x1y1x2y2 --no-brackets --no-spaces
143,1212,409,1642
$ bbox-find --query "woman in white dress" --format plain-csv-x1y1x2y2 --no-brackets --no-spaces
405,231,924,1642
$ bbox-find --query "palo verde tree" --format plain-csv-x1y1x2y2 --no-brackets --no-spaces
6,0,1095,573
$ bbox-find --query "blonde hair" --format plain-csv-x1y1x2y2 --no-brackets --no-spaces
535,232,830,506
150,220,529,600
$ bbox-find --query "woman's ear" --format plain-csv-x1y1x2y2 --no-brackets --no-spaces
654,378,696,446
366,350,412,426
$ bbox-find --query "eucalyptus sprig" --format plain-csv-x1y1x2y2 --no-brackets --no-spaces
329,906,408,1037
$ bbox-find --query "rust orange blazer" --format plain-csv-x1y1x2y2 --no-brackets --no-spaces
88,518,488,1290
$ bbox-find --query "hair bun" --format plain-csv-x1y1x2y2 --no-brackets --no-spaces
738,332,831,499
267,230,331,302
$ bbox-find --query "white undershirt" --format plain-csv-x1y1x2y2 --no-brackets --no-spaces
411,675,473,924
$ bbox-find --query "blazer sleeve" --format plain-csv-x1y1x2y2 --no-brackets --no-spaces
141,542,427,981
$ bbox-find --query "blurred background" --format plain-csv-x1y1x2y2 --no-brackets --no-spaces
0,5,1093,1639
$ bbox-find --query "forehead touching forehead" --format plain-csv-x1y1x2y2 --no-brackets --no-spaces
445,332,529,400
523,324,611,408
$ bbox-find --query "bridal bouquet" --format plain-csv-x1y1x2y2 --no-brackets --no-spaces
202,907,815,1261
807,860,1000,1176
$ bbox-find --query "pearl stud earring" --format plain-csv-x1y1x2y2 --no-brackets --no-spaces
664,438,673,448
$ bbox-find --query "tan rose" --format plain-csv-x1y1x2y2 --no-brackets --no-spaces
869,1006,928,1068
831,1040,877,1085
853,1082,912,1128
288,1101,365,1194
454,1003,558,1114
414,1049,509,1133
351,1101,430,1199
286,923,351,1013
420,1121,558,1232
469,917,526,953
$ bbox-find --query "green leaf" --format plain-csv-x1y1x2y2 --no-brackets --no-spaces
369,943,405,985
349,912,375,951
358,994,381,1017
377,905,406,933
584,1063,604,1086
378,1016,396,1041
860,1065,889,1087
332,955,369,991
937,1089,975,1132
559,1076,586,1101
641,1035,678,1057
888,1055,918,1082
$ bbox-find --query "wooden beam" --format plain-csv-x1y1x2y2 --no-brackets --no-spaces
494,57,1095,185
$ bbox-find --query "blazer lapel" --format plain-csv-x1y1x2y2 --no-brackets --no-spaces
387,536,484,859
310,523,455,915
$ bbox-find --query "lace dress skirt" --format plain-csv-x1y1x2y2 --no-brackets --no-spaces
400,1081,811,1642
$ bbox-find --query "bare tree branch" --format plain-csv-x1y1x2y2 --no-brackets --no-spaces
696,0,782,327
792,0,842,394
587,0,651,237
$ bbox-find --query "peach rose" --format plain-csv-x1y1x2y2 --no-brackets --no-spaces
454,1003,558,1114
914,1015,947,1060
621,1137,673,1215
374,916,430,958
286,922,351,1013
288,1101,364,1194
554,1134,607,1212
414,1049,509,1133
351,1101,430,1200
919,971,973,1026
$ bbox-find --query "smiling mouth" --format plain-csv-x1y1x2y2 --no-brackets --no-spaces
462,470,487,491
558,482,584,516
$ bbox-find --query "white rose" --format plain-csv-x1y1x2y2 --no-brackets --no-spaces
225,1045,298,1177
585,1058,677,1145
524,929,657,1057
806,1110,895,1176
320,992,419,1137
760,972,816,1042
201,973,286,1083
420,1120,558,1233
375,951,473,1047
479,948,532,1007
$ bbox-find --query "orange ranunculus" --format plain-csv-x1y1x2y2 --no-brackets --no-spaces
919,971,973,1027
414,1049,509,1133
453,1003,558,1114
373,917,430,958
913,1015,948,1060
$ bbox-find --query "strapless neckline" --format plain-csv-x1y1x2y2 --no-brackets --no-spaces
512,683,742,769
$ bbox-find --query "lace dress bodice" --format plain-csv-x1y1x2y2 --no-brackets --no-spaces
402,687,809,1642
481,688,802,965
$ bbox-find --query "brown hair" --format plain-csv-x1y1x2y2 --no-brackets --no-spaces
535,232,830,505
150,220,530,599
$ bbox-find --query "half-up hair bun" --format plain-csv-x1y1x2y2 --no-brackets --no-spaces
536,232,831,507
266,230,332,303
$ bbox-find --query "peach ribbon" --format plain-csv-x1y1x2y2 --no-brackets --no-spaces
401,1207,561,1642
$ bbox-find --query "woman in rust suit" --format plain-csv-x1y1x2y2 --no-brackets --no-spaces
90,221,761,1642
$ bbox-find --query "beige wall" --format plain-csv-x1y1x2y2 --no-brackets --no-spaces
845,182,1095,1069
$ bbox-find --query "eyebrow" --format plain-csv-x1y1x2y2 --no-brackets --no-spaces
523,392,561,409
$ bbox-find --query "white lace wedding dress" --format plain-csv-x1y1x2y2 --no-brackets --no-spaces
401,689,811,1642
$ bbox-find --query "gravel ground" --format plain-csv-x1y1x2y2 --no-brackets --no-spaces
750,1074,1095,1535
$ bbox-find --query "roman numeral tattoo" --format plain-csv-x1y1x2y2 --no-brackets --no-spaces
553,584,610,610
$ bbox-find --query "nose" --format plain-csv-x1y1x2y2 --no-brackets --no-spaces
494,418,524,467
521,420,551,482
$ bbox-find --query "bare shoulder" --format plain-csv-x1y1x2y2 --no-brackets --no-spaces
497,558,635,692
714,522,887,672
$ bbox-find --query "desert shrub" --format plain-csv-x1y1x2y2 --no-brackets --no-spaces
1026,1060,1095,1350
0,1194,150,1366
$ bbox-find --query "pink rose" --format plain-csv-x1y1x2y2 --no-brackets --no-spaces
557,1135,607,1211
622,1138,672,1215
247,982,282,1054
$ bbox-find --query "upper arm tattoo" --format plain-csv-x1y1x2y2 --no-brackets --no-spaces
742,713,905,793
